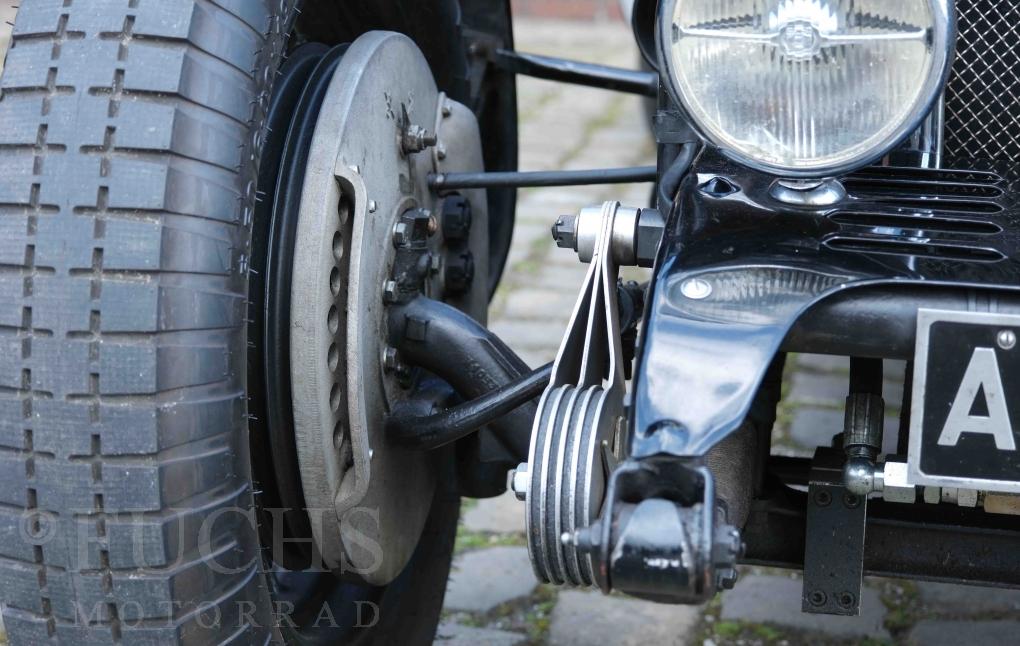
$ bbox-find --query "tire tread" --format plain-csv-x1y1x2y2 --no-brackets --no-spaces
0,0,294,642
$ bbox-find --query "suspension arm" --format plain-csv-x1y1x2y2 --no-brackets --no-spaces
493,49,659,97
429,166,657,190
387,362,553,450
387,296,537,458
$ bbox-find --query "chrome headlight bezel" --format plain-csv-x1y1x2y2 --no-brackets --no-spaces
656,0,957,179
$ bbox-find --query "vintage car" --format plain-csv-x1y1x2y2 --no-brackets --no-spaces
0,0,1016,642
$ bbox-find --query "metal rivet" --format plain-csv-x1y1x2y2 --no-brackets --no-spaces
437,142,447,160
814,490,832,507
441,100,453,118
837,592,856,609
808,590,827,607
998,329,1017,350
680,277,712,300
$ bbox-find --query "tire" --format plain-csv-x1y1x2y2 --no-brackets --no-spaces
0,1,460,643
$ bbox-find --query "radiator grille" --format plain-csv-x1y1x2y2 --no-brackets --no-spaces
943,1,1020,161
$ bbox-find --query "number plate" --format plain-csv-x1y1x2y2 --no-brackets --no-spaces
908,310,1020,493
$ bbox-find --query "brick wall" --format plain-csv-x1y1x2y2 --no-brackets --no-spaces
511,0,625,21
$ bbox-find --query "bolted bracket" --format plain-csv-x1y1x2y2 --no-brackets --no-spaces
803,447,867,616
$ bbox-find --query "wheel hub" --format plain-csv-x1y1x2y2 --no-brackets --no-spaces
254,32,490,584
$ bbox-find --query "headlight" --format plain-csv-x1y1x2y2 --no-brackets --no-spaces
658,0,955,178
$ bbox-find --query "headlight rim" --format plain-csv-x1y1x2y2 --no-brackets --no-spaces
655,0,958,179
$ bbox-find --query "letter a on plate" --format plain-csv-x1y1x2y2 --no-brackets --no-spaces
937,347,1016,450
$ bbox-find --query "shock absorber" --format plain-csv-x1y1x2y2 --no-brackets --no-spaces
511,202,740,604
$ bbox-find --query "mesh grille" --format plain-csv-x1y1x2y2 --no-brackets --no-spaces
943,1,1020,161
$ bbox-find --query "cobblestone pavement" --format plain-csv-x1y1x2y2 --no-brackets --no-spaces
437,16,1020,646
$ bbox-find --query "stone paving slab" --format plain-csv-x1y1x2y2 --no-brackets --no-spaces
788,371,906,410
915,581,1020,614
435,622,527,646
462,492,525,535
549,590,701,646
719,575,890,640
907,620,1020,646
445,546,538,613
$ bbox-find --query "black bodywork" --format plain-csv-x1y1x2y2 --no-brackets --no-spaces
620,146,1020,593
634,150,1020,460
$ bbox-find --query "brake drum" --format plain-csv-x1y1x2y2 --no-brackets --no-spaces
288,31,489,584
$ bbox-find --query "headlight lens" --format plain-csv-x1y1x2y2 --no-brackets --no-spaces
660,0,954,177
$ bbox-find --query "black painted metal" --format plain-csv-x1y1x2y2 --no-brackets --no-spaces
782,285,1020,359
743,482,1020,589
494,48,658,97
631,150,1020,459
388,296,535,460
387,362,552,450
802,449,867,616
579,458,734,603
430,166,658,190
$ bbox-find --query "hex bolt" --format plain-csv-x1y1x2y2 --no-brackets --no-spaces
511,463,529,501
436,142,448,160
382,280,398,303
392,222,411,247
382,347,399,372
401,123,438,155
426,213,439,236
441,100,453,118
551,214,578,251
